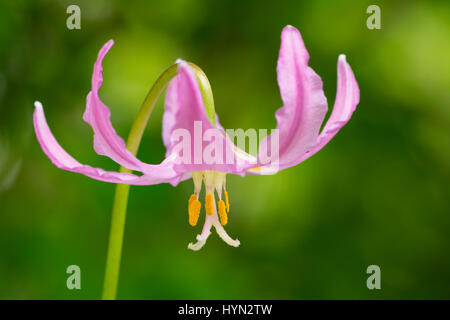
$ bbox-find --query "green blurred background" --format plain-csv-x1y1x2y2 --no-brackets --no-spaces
0,0,449,299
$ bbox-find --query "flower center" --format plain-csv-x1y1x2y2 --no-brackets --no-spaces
187,170,239,251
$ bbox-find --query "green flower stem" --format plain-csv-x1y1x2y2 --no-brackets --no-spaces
102,62,215,300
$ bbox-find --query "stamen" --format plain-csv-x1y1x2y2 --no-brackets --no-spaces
218,200,227,225
192,171,204,194
188,194,201,226
188,171,239,250
214,172,226,197
205,193,214,216
188,194,196,205
224,191,230,213
203,171,215,189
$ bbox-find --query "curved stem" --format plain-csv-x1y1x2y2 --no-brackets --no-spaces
101,62,215,300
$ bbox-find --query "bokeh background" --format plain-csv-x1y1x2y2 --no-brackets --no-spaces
0,0,449,299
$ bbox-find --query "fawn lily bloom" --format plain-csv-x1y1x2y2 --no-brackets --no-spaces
33,25,359,250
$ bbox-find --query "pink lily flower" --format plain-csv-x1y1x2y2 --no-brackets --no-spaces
33,25,359,250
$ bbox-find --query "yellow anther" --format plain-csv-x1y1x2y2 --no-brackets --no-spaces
224,191,230,213
188,194,201,226
189,194,197,205
218,200,228,226
205,193,214,216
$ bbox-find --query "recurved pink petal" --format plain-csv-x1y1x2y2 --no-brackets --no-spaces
297,55,360,163
250,26,359,174
163,61,256,174
255,25,328,172
163,61,215,153
83,40,173,177
34,101,173,185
